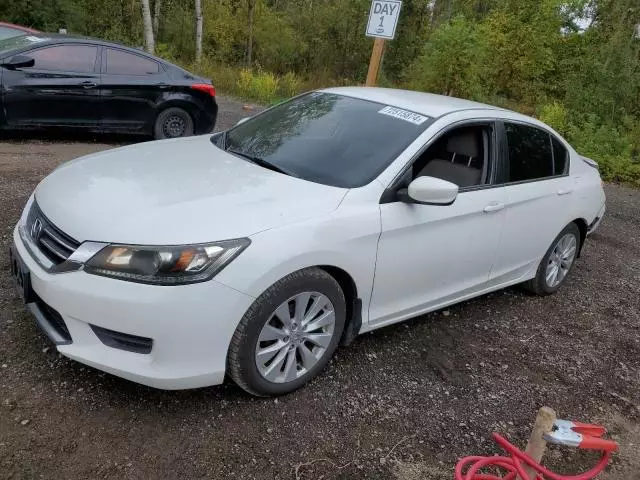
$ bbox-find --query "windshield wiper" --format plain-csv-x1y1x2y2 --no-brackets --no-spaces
226,148,298,178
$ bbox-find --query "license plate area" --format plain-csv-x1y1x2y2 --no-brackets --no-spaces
10,247,34,303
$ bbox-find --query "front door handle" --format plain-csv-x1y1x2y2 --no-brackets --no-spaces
483,202,505,213
79,81,97,89
557,189,573,196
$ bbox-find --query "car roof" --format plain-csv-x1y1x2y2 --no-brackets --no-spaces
12,33,155,57
320,86,508,118
0,22,39,33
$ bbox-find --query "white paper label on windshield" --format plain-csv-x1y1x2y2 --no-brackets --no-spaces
378,106,428,125
24,36,46,43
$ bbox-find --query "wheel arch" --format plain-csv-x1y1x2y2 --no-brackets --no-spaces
316,265,362,346
572,218,588,256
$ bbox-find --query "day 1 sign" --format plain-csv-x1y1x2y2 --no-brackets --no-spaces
366,0,402,40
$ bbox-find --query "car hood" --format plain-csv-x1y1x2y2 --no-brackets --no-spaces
34,136,347,244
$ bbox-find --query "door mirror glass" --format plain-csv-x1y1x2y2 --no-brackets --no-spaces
400,176,459,205
1,55,35,69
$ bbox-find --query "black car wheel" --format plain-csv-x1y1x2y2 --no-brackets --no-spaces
154,107,194,140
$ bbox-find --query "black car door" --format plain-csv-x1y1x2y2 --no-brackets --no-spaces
100,47,169,133
2,44,102,127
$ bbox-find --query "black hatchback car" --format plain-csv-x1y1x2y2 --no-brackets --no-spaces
0,34,217,139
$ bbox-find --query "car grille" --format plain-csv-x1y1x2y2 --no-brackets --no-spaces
26,202,80,265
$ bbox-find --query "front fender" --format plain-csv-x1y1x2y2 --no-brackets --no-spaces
215,207,381,327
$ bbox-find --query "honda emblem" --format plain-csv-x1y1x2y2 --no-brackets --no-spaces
30,218,43,240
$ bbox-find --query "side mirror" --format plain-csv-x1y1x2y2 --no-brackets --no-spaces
236,117,250,126
1,55,35,70
398,176,459,205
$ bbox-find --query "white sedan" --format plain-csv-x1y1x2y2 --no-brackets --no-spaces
10,88,606,396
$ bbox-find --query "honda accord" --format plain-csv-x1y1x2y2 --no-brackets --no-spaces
10,88,606,395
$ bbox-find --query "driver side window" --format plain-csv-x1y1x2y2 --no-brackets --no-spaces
410,124,493,189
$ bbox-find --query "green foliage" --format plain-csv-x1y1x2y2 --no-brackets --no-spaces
236,69,254,98
405,16,482,99
538,102,568,136
566,118,640,186
236,69,279,103
280,72,302,99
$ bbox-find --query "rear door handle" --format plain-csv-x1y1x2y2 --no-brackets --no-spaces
79,81,97,89
557,189,573,196
483,202,505,213
156,83,170,89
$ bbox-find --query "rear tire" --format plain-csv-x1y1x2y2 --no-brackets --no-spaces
524,223,581,296
227,268,346,396
154,107,194,140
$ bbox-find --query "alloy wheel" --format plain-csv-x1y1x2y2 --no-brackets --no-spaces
255,292,336,383
545,233,577,288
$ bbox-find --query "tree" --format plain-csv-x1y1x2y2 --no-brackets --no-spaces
153,0,162,37
195,0,203,62
141,0,155,54
247,0,256,66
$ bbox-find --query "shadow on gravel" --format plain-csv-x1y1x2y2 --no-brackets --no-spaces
0,129,148,146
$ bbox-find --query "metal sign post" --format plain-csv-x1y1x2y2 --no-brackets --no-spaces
365,0,402,87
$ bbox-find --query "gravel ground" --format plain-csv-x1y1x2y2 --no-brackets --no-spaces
0,96,639,479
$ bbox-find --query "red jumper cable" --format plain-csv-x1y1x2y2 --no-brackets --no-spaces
455,419,618,480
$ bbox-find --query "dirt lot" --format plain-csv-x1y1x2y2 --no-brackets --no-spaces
1,96,639,480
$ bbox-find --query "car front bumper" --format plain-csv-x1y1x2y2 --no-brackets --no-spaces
12,225,255,390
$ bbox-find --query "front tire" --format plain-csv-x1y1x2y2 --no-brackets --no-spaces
524,223,581,296
227,268,346,396
154,107,194,140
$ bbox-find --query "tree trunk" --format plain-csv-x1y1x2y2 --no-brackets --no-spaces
195,0,203,62
247,0,255,66
153,0,162,37
141,0,155,54
431,0,453,27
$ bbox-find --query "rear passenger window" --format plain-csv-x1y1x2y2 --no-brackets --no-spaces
505,123,553,182
552,136,569,175
105,48,159,75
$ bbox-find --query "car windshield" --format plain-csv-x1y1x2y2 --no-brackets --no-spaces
223,92,432,188
0,35,47,56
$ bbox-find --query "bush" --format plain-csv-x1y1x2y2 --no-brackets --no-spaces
280,72,302,99
567,117,640,187
404,16,483,99
251,71,279,103
234,69,279,103
538,102,568,136
236,68,253,98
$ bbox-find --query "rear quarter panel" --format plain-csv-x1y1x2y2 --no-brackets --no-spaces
569,150,606,226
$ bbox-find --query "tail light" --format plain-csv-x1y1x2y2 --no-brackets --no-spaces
191,83,216,97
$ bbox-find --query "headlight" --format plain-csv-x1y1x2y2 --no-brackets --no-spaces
84,239,250,285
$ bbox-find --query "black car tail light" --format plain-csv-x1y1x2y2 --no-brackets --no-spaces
191,83,216,97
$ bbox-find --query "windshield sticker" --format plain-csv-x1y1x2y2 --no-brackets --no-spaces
378,106,428,125
24,36,47,43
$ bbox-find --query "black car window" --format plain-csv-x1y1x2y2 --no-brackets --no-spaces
504,123,554,182
105,48,159,75
28,45,98,73
223,92,432,188
552,136,569,175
